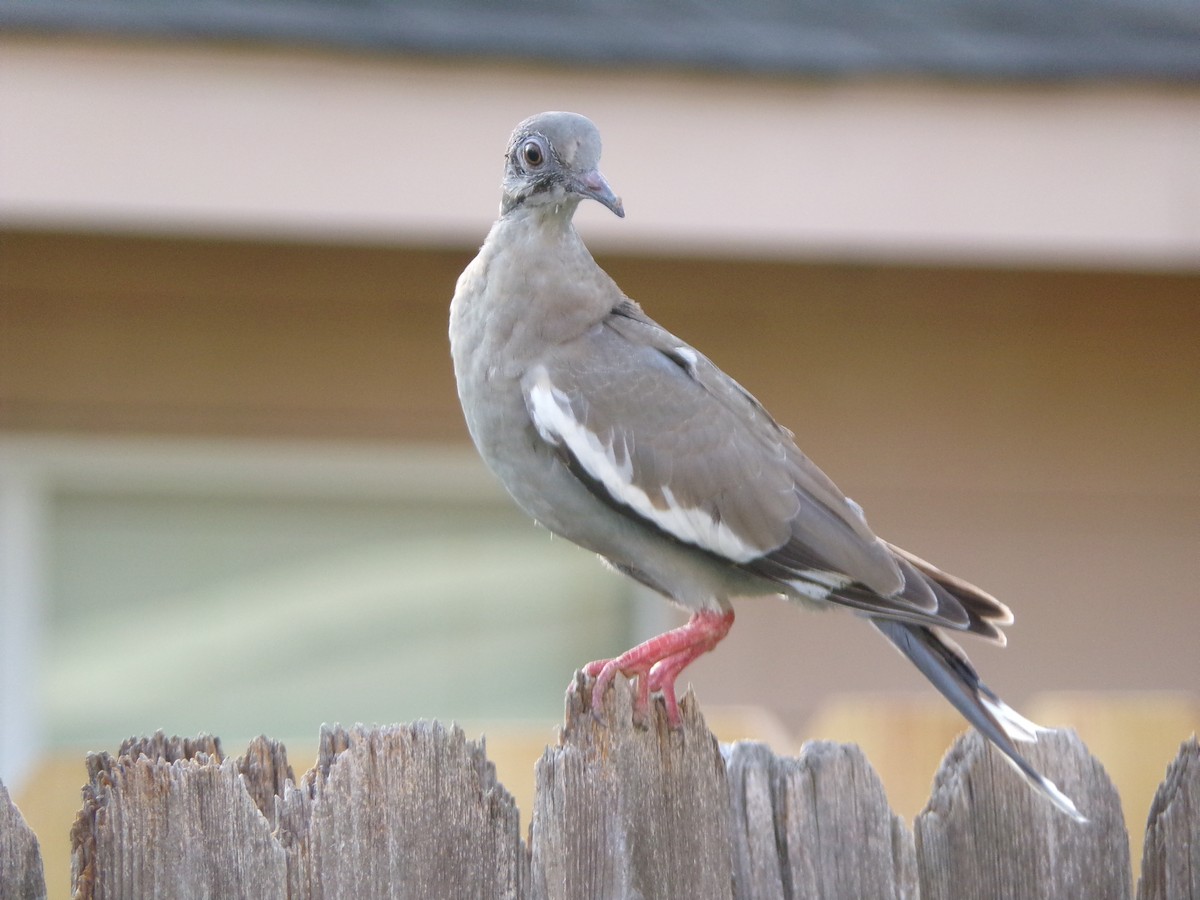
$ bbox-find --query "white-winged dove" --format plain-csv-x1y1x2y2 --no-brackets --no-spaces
449,111,1084,821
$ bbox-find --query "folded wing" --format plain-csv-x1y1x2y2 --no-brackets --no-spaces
522,302,1002,630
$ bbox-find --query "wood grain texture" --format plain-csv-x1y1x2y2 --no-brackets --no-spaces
529,674,734,900
288,722,526,900
50,712,1194,898
726,740,916,899
916,728,1130,900
0,778,47,900
70,732,287,900
237,735,294,833
1137,735,1200,900
70,725,526,900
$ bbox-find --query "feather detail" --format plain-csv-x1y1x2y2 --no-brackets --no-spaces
526,365,768,562
872,619,1085,822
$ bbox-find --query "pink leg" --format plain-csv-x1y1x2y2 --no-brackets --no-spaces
583,609,734,727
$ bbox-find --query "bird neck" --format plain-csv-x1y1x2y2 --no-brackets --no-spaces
499,195,582,231
471,203,615,345
490,203,591,264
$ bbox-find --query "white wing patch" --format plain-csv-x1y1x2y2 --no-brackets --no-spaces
667,345,699,374
845,496,866,522
672,346,698,366
784,569,853,600
526,366,765,563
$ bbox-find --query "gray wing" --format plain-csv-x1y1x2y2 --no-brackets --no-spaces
522,301,912,599
524,301,1014,639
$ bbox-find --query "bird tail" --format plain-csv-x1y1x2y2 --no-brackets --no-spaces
870,617,1086,822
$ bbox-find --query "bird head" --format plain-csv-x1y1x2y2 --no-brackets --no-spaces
500,111,625,219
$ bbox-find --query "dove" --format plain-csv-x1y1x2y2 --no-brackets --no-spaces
449,111,1083,821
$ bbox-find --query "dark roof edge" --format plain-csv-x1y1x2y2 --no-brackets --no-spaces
3,1,1200,83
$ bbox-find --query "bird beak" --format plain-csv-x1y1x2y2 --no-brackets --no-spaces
577,169,625,218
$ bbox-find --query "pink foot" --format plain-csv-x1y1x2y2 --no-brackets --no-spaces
583,609,734,728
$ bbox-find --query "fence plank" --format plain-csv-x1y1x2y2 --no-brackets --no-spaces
529,675,733,900
0,777,46,900
70,725,526,900
70,733,288,900
281,722,526,900
56,708,1189,897
1137,735,1200,900
237,735,294,833
726,740,917,899
915,729,1130,900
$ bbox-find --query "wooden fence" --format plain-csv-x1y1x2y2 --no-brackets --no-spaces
1,677,1197,899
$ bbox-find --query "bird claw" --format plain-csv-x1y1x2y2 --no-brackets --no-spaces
582,657,655,725
574,609,735,729
579,662,686,729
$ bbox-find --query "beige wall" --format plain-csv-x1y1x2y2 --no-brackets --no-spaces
3,230,1197,728
2,36,1199,269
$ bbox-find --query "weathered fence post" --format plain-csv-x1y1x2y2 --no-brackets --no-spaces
0,777,46,900
71,733,289,899
528,674,733,900
23,698,1194,898
915,728,1131,900
70,725,526,900
280,722,526,900
1137,735,1199,900
725,740,917,899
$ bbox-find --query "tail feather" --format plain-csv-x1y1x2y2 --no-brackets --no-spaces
826,544,1011,644
871,617,1086,822
886,543,1013,642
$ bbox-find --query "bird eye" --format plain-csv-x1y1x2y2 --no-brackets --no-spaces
521,139,546,168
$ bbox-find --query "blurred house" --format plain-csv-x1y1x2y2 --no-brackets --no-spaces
2,0,1199,793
